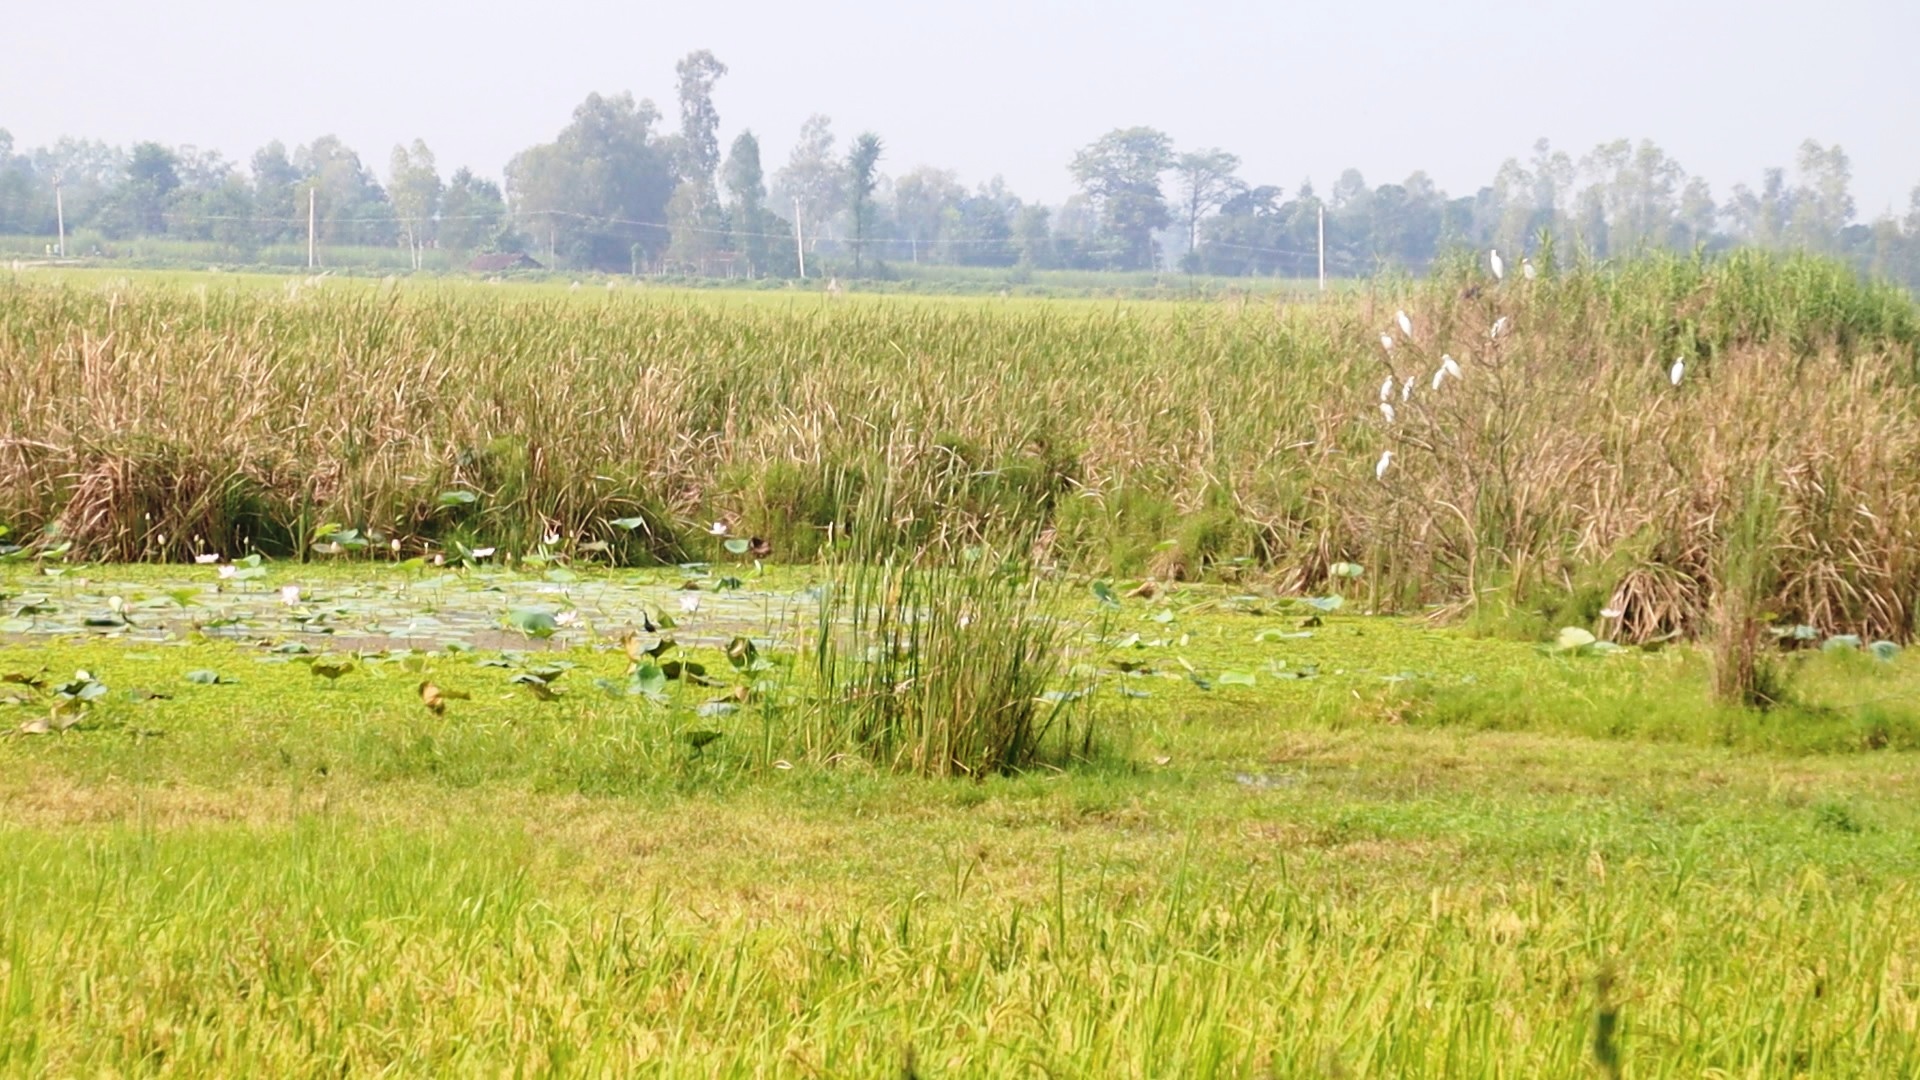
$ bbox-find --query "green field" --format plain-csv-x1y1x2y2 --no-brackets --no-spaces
3,259,1920,1075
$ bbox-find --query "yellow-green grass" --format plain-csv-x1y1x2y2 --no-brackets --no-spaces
5,564,1920,1075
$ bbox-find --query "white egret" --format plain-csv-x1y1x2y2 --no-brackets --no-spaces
1431,366,1447,391
1379,376,1395,402
1396,309,1413,339
1380,333,1395,352
1380,402,1396,423
1401,376,1414,401
1522,257,1537,281
1670,357,1685,386
1490,316,1509,339
1442,355,1462,380
1375,450,1394,479
1490,248,1504,281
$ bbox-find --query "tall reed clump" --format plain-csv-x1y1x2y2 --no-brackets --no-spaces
804,551,1096,777
1709,471,1788,707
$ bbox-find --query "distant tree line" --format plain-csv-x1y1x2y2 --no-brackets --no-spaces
3,50,1918,289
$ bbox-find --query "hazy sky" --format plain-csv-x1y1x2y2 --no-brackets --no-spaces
4,0,1916,216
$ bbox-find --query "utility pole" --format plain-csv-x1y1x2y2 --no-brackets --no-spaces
793,196,806,279
54,178,65,258
307,188,317,269
1317,205,1326,292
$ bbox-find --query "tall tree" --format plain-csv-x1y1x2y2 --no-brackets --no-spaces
1015,203,1054,268
949,182,1017,267
674,50,728,191
1069,127,1173,270
665,50,729,271
505,91,675,270
294,135,393,247
722,131,769,276
774,114,841,253
892,166,962,263
845,132,884,273
1173,148,1241,261
1790,139,1854,251
122,142,181,235
250,141,303,244
388,139,442,269
1677,177,1716,249
437,167,508,254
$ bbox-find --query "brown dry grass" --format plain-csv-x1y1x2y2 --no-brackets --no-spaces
1,250,1916,642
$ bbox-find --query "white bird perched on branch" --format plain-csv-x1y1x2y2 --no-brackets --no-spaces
1522,257,1537,281
1375,450,1394,479
1379,375,1395,403
1396,310,1413,339
1401,375,1414,402
1670,357,1686,386
1490,249,1504,281
1490,316,1509,339
1380,402,1396,423
1431,354,1462,391
1380,333,1396,352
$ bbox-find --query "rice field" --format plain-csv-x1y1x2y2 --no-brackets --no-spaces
3,256,1920,1075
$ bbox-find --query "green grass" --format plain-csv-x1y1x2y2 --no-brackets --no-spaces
5,563,1920,1074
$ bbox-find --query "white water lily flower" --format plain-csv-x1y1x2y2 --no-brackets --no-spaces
194,553,220,565
217,564,237,579
108,596,125,614
707,521,728,536
432,553,446,566
543,532,561,547
280,585,301,606
1600,607,1624,619
470,547,496,559
555,611,579,628
679,592,701,614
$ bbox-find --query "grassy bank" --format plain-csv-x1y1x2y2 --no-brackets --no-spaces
5,563,1920,1074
